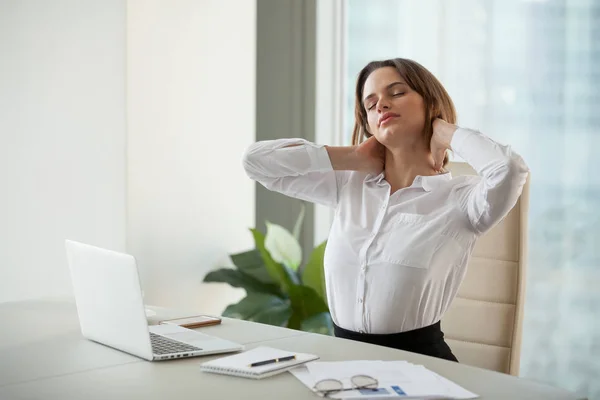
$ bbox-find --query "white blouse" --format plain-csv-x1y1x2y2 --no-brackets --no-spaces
242,127,529,334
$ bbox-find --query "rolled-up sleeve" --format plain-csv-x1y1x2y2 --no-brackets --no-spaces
242,138,349,208
451,128,530,234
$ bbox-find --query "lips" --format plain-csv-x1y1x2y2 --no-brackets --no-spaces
378,112,399,127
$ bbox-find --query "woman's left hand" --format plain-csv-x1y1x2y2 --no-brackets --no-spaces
431,119,458,171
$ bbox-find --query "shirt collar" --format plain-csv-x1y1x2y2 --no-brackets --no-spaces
420,172,452,192
368,171,452,192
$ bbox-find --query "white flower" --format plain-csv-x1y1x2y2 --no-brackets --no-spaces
264,222,302,271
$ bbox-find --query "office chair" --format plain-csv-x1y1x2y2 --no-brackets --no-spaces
441,161,530,375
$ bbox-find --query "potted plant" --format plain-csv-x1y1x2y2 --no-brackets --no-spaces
203,207,332,335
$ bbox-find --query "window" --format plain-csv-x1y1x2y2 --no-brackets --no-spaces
343,0,600,398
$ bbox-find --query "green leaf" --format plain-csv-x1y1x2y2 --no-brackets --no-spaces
288,284,329,320
251,304,293,326
230,249,274,284
301,312,333,336
287,311,302,330
301,240,327,302
286,284,328,332
251,228,294,293
292,203,306,240
285,266,302,286
265,222,302,271
203,268,283,297
222,293,292,327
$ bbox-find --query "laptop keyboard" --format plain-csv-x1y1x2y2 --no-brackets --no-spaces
150,332,202,355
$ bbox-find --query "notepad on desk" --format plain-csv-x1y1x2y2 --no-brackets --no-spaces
200,346,319,379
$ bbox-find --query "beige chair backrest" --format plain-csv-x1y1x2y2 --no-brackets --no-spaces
441,161,530,375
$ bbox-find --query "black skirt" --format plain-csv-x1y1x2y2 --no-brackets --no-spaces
333,321,458,362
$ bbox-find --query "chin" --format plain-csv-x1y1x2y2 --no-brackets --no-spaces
377,125,418,147
377,125,402,143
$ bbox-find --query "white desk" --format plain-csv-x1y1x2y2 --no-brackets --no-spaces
0,299,585,400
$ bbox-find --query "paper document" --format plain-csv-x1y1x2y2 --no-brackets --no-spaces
289,360,478,399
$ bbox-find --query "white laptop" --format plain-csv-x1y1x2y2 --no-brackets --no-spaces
65,239,244,361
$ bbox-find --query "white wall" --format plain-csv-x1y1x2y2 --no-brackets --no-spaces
0,0,256,313
126,0,256,315
0,0,127,303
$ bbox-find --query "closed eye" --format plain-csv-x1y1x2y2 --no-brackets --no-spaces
365,92,404,110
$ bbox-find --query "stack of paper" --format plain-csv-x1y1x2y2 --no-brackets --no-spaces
289,360,478,399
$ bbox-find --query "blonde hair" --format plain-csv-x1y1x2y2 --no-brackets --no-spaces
351,58,456,167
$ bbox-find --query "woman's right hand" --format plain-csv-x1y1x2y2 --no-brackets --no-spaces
354,136,386,175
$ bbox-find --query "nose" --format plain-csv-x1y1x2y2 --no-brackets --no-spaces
376,97,391,112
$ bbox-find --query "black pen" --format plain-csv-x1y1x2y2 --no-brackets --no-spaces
248,355,296,367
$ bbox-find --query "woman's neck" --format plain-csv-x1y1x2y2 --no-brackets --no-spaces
384,144,437,194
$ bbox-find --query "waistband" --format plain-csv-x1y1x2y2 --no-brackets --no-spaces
333,321,444,347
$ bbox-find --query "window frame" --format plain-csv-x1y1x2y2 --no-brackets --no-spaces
313,0,346,244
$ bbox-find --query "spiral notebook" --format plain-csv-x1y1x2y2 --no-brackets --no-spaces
200,346,319,379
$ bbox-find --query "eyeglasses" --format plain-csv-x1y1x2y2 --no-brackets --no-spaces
313,374,379,398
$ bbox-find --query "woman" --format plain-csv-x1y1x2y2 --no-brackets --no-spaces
243,58,529,362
